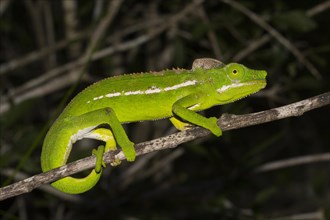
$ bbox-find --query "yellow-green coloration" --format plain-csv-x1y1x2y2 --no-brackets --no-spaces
41,58,267,194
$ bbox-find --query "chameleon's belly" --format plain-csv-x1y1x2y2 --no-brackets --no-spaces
113,96,175,122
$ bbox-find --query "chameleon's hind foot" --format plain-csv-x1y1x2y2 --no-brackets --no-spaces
92,145,106,173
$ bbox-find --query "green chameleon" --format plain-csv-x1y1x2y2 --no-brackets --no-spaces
41,58,267,194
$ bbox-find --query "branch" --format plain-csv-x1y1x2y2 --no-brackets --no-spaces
221,0,322,79
232,1,330,62
255,152,330,173
0,92,329,201
0,0,205,114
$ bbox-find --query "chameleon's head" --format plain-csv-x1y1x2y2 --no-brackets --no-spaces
215,63,267,103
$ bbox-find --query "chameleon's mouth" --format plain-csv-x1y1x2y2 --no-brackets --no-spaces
242,80,266,94
217,80,266,94
216,80,266,103
249,79,267,90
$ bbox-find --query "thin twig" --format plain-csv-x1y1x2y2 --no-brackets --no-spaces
0,34,165,114
84,0,124,58
306,0,330,17
0,0,205,114
268,210,324,220
0,30,90,75
232,1,330,64
222,0,323,79
0,18,165,75
196,2,223,59
43,1,57,68
233,35,271,62
63,0,81,58
0,0,125,187
0,92,329,201
1,169,80,202
0,0,123,76
255,153,330,173
1,19,163,94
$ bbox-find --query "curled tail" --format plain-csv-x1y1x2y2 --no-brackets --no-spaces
50,170,101,194
41,143,103,194
41,124,104,194
40,107,134,194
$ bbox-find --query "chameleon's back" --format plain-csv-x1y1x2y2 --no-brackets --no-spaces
58,63,266,123
59,68,215,123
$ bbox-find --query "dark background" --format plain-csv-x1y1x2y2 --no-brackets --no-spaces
1,0,329,219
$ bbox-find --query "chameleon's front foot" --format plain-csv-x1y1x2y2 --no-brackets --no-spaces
114,139,136,163
106,140,135,166
207,117,222,137
121,140,136,162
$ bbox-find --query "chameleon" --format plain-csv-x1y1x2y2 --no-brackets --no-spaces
41,58,267,194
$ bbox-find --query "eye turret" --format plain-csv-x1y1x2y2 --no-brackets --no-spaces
227,63,245,81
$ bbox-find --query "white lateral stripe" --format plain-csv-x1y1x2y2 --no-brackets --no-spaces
164,80,197,91
188,103,200,110
217,83,246,93
145,88,161,94
124,90,143,95
93,95,104,100
89,80,197,103
105,92,121,98
68,126,97,148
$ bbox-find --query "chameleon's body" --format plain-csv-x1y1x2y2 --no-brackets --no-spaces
41,58,267,194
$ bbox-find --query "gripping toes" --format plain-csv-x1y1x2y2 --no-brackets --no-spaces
121,140,136,162
208,117,222,137
92,145,106,173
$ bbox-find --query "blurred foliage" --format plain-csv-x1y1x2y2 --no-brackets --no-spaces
0,0,329,219
273,10,317,33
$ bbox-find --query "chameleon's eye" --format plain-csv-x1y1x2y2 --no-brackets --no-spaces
227,63,244,81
